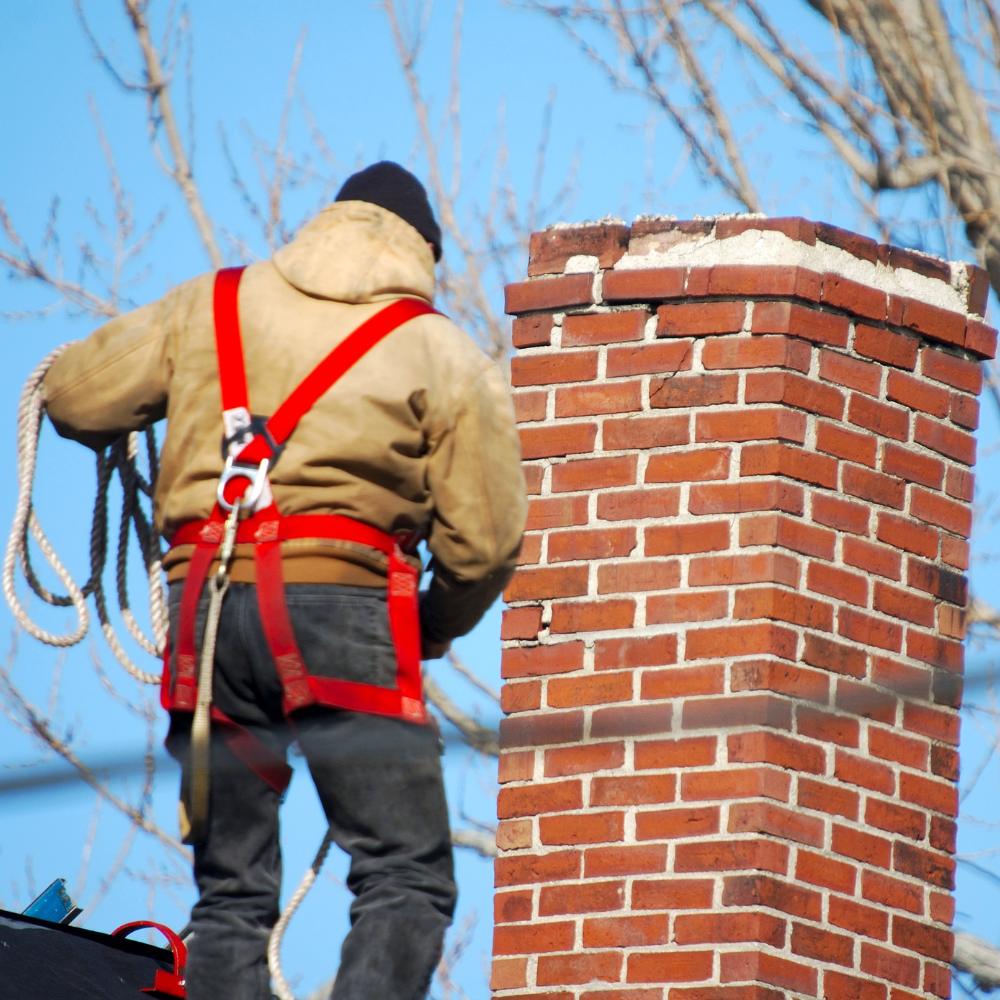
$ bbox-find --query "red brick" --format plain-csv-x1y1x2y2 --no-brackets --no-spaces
544,741,626,778
646,520,730,555
539,879,625,916
592,773,676,807
606,339,694,377
715,216,817,243
910,486,972,536
562,309,648,345
550,598,635,633
838,606,903,652
634,736,716,770
526,495,589,532
722,874,822,921
598,559,681,594
817,222,880,260
832,824,892,867
675,911,786,947
657,300,746,336
847,393,911,441
873,581,935,626
498,750,534,784
931,815,957,853
552,455,638,493
881,442,944,489
734,585,833,630
899,772,956,817
498,779,582,819
907,557,968,604
501,680,542,714
815,420,877,469
945,464,975,501
512,315,553,348
506,565,589,601
502,641,584,679
950,391,980,429
730,658,829,703
596,487,681,521
796,849,857,894
842,537,902,580
740,514,835,559
797,706,862,748
513,388,548,422
729,801,824,846
506,273,594,314
646,447,731,483
547,671,633,708
500,711,585,749
741,442,838,488
802,633,867,678
966,316,998,358
876,512,938,557
855,324,918,369
633,877,714,911
821,273,888,320
494,919,576,955
686,623,797,662
898,297,966,346
752,299,850,347
865,798,927,839
490,957,527,991
689,480,804,515
683,693,794,732
829,896,889,940
791,922,854,966
860,943,920,988
648,590,729,624
681,766,791,803
537,951,623,987
835,749,896,794
675,839,789,876
842,464,906,509
690,264,821,300
591,703,672,740
628,950,714,984
689,552,800,588
886,369,950,417
511,349,598,386
522,469,544,499
595,634,678,670
930,890,955,924
894,841,955,890
584,913,669,949
921,346,983,392
603,267,686,302
528,223,629,275
584,844,667,877
641,664,725,699
539,811,625,845
555,381,641,417
604,414,688,449
495,849,581,887
494,888,533,924
720,951,818,995
635,805,720,840
819,349,882,395
502,606,543,640
806,561,868,607
650,372,738,408
873,655,932,701
868,725,929,770
888,246,952,282
744,371,845,419
728,731,826,774
702,334,811,372
548,526,637,562
915,413,976,464
797,776,859,819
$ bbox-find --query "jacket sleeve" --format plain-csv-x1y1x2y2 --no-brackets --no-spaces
420,357,527,644
42,298,172,450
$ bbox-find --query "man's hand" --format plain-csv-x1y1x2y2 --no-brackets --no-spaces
421,636,451,660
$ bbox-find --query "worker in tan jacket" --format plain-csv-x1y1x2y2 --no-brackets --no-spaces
43,161,527,1000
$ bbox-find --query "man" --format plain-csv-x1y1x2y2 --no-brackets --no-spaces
42,162,527,1000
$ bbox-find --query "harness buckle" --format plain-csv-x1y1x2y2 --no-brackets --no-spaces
217,455,271,513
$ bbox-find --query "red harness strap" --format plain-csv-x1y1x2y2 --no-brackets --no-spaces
162,267,435,730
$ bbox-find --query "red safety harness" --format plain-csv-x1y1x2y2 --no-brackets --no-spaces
161,267,438,766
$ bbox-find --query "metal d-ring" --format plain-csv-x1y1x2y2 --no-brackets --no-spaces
216,456,270,513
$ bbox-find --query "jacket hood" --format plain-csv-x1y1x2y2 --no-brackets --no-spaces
272,201,436,304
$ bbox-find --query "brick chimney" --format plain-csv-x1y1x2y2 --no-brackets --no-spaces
494,216,996,999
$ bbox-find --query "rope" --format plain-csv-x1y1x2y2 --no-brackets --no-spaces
3,350,165,683
268,828,336,1000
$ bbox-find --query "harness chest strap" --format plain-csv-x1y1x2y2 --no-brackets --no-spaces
163,267,437,727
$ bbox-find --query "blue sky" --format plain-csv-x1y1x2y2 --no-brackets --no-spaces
2,1,999,995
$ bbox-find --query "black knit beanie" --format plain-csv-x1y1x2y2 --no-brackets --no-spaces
335,161,443,261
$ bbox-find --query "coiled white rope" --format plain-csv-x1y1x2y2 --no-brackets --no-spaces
3,350,166,684
268,829,336,1000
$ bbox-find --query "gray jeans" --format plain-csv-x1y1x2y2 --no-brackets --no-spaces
167,583,456,1000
